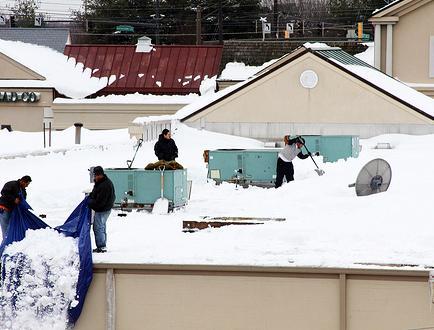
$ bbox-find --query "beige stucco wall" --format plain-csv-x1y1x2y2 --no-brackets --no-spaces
185,53,431,126
347,277,434,330
0,88,54,132
0,53,44,80
52,103,188,130
74,265,434,330
375,1,434,85
392,1,434,83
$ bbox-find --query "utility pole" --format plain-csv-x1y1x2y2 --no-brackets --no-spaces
84,0,89,32
196,6,202,45
273,0,278,39
155,0,160,45
218,0,223,44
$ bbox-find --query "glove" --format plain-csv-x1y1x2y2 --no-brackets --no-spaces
308,152,312,156
314,152,320,156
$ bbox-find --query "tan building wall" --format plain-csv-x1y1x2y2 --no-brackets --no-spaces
52,103,188,130
0,53,45,80
389,0,434,83
185,53,432,126
0,88,54,132
74,264,434,330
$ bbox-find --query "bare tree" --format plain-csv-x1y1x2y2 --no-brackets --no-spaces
12,0,38,27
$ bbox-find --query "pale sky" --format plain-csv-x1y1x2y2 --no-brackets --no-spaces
0,0,83,19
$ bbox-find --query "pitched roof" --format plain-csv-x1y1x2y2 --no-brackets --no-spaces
369,0,429,18
64,44,223,95
0,28,70,53
180,45,434,122
0,39,107,98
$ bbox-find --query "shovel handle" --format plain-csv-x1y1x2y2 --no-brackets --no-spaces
303,144,321,170
159,165,165,198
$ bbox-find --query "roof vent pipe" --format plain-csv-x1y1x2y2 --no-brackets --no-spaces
136,36,153,53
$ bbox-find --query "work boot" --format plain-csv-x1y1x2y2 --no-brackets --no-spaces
92,247,107,253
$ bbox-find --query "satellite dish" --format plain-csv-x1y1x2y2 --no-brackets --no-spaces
348,158,392,196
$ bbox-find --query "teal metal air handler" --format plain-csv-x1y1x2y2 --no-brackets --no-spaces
104,168,189,211
207,135,359,187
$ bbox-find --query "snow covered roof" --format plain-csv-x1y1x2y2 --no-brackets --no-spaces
0,40,108,98
179,45,434,122
371,0,404,16
0,28,70,53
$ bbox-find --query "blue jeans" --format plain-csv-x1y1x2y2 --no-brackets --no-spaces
93,210,111,248
0,209,11,242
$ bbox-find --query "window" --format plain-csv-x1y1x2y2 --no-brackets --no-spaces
430,36,434,78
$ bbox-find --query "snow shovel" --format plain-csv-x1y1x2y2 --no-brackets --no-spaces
303,144,325,176
152,165,169,214
127,138,143,169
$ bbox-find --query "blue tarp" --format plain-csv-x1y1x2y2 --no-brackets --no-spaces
0,197,93,326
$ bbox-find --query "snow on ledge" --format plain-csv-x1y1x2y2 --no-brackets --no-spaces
54,93,199,104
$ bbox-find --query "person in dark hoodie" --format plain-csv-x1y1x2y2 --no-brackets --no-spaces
154,129,178,161
0,175,32,242
88,166,115,253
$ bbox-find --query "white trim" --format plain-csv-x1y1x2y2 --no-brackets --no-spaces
430,36,434,78
386,24,393,76
374,25,382,69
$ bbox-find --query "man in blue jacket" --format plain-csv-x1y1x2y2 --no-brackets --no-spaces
0,175,32,242
88,166,115,253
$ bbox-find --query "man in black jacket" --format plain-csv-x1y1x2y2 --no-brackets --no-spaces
154,129,178,161
88,166,115,253
0,175,32,242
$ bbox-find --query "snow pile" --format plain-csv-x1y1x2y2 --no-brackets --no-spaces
219,59,278,81
0,228,80,330
303,42,334,50
354,42,374,66
0,40,107,98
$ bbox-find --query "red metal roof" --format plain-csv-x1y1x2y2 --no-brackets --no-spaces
64,44,223,95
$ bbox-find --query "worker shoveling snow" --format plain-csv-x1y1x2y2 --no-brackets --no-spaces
0,197,93,328
0,228,80,330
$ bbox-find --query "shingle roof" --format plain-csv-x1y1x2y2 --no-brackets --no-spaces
63,44,223,95
0,28,70,53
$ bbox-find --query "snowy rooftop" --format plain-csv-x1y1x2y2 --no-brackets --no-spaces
0,126,433,269
0,40,107,98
